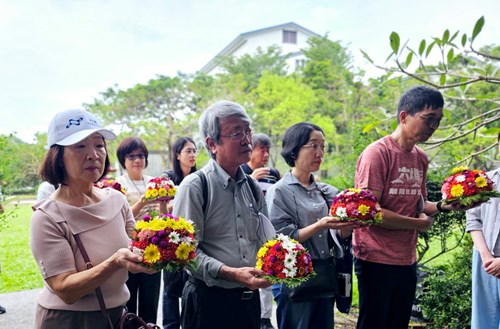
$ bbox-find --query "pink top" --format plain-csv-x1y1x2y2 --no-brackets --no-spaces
353,135,428,265
30,188,135,311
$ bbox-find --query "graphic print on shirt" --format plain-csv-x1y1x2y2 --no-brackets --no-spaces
388,166,423,196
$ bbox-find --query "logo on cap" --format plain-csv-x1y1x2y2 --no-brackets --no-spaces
66,117,84,129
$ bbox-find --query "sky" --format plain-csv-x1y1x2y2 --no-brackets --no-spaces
1,0,498,143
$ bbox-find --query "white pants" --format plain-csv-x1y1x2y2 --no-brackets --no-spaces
260,286,273,318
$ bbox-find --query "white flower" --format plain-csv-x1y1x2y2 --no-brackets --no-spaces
284,253,297,270
282,266,297,278
442,193,448,200
169,232,180,244
336,207,348,218
455,175,466,183
282,239,295,251
181,236,194,245
132,247,144,256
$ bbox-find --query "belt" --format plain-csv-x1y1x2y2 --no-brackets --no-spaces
187,276,255,300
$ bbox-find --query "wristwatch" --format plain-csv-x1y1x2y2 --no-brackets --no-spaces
436,201,451,213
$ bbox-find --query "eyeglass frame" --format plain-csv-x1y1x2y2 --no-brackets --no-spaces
125,153,146,161
220,128,254,142
301,142,326,153
413,113,442,128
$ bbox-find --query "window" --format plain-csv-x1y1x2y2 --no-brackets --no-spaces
283,30,297,44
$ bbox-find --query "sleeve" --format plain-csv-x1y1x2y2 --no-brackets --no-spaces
355,143,387,192
466,204,483,232
30,210,76,279
265,184,300,240
171,174,224,284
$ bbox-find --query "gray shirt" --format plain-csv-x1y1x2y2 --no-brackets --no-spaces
172,158,269,288
466,168,500,256
265,170,342,259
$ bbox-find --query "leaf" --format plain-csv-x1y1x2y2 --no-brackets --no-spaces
442,29,450,43
360,49,374,64
389,32,400,54
443,108,452,121
461,33,467,47
418,40,426,56
472,68,486,76
362,120,382,133
449,30,459,43
440,73,446,86
447,48,454,63
426,41,436,58
472,16,485,41
405,51,414,67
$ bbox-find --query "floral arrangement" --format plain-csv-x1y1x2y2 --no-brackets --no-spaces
256,233,315,288
130,210,197,271
330,188,383,225
94,177,126,195
441,166,500,207
144,177,176,202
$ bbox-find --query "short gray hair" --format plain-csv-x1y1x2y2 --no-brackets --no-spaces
198,101,251,159
252,133,271,148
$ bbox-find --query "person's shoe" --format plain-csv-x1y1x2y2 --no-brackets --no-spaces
0,305,6,314
260,318,274,329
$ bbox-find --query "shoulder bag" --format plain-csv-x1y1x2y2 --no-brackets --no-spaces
73,234,160,329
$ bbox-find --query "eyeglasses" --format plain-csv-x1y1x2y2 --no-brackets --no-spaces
414,114,442,128
220,128,253,142
181,148,197,155
125,153,146,161
302,143,326,153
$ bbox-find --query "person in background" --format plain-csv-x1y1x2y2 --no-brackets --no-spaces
266,122,356,329
173,101,271,329
241,133,280,329
36,181,57,201
30,109,154,328
465,131,500,329
161,136,197,329
115,137,163,325
353,86,463,329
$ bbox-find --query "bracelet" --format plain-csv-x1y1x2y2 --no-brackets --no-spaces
436,201,451,213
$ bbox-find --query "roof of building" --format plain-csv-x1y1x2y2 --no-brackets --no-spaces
199,22,321,74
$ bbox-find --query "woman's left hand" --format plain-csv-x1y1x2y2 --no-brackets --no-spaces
484,257,500,278
113,248,158,274
318,216,361,230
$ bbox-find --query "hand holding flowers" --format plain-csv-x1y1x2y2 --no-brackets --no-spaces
144,177,176,202
441,166,500,208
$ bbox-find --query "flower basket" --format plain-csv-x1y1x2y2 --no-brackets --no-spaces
441,166,500,207
256,234,315,288
94,176,126,195
144,177,176,202
130,210,197,271
330,188,383,225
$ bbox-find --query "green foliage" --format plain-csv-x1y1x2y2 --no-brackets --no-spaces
420,236,472,328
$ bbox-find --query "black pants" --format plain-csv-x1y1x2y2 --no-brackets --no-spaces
181,277,260,329
126,271,161,324
355,258,417,329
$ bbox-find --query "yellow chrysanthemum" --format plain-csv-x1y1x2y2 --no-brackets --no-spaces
167,187,176,196
451,166,468,175
450,184,464,197
135,220,149,230
374,212,383,221
143,244,161,264
358,204,370,216
150,218,168,231
175,243,192,261
158,187,167,197
257,246,268,258
256,258,263,270
475,176,487,188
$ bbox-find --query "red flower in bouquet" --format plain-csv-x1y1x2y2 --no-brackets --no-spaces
94,176,126,194
130,210,197,271
441,166,500,207
256,234,315,287
144,177,176,202
330,188,383,225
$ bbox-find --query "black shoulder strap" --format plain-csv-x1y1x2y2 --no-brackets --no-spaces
195,170,260,213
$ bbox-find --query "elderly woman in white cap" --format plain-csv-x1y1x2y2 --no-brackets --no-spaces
30,109,155,328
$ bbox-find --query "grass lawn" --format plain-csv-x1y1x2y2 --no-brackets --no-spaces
0,198,44,293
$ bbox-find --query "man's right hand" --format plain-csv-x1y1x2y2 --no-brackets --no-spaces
251,167,271,180
417,212,434,232
219,265,272,290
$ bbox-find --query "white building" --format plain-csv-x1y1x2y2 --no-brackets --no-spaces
199,22,321,75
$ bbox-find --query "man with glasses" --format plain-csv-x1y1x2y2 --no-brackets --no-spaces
172,101,271,329
353,85,460,329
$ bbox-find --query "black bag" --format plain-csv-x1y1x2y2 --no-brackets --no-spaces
286,257,338,302
119,311,160,329
163,270,188,298
335,236,353,314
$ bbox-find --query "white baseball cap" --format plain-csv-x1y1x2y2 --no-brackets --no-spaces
47,109,116,148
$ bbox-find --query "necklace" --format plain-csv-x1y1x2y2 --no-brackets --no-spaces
125,174,147,195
